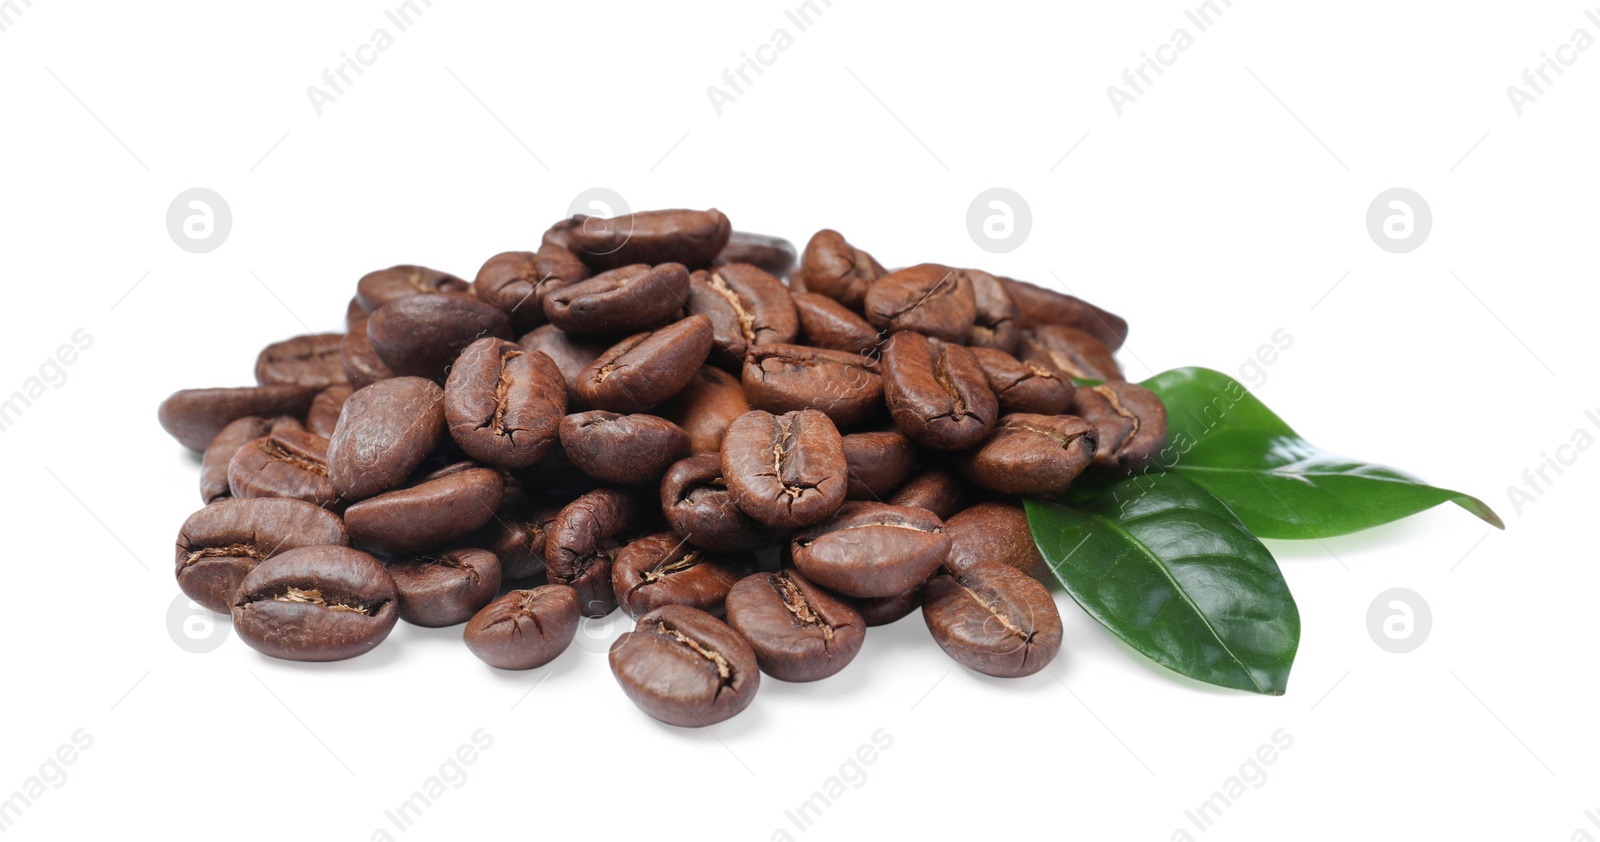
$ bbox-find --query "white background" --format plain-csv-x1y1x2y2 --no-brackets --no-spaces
1,1,1596,839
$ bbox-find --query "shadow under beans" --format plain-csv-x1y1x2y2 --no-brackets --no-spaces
246,635,407,673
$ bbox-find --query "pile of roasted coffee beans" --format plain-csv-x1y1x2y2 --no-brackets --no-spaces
160,208,1167,727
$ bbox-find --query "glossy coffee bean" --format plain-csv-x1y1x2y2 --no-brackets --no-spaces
791,292,880,356
305,385,353,438
688,264,798,368
795,229,886,310
609,604,759,728
368,294,514,380
576,316,713,413
346,296,366,330
923,562,1062,677
355,265,469,313
1069,382,1168,473
226,430,338,507
469,489,563,580
943,502,1049,582
544,263,690,337
659,366,750,454
841,431,915,500
864,263,976,343
566,208,732,271
963,269,1020,353
326,377,444,501
790,502,949,598
464,585,581,669
741,344,882,428
660,453,782,553
338,317,394,388
559,411,689,485
158,385,319,452
886,469,968,520
232,546,399,662
473,245,589,331
969,346,1072,416
611,532,749,619
387,548,501,627
958,413,1098,498
854,586,924,627
443,338,566,469
880,332,998,451
725,569,864,682
200,415,302,503
344,463,504,555
714,231,797,277
254,333,351,389
1017,325,1122,383
175,498,348,614
1001,276,1128,351
518,324,609,408
721,409,848,529
545,488,634,617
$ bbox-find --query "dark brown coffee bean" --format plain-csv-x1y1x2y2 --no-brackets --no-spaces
541,217,576,251
880,332,998,451
175,498,348,614
464,585,580,669
790,502,949,598
608,604,759,728
958,413,1098,498
544,263,690,337
254,333,352,389
659,366,750,454
611,532,749,619
854,586,924,627
688,264,799,368
725,569,864,682
469,489,563,580
227,430,338,507
721,409,848,529
660,453,782,553
795,229,886,310
1017,325,1123,383
518,324,609,408
305,385,353,438
969,346,1072,416
344,463,504,555
443,338,565,469
963,269,1020,353
232,546,399,662
158,385,319,452
339,317,394,388
864,263,976,343
328,377,445,501
886,469,967,520
388,548,501,627
367,294,514,380
791,292,880,356
943,502,1049,582
1001,276,1128,351
346,296,366,330
200,415,302,503
473,246,589,332
741,344,883,428
566,209,732,271
923,562,1062,677
1069,382,1168,473
546,488,634,617
841,431,915,500
576,316,713,413
714,231,797,277
355,265,470,313
559,411,689,485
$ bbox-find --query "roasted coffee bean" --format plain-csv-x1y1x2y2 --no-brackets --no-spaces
232,545,399,662
880,332,998,451
660,453,782,553
344,463,504,555
1017,324,1123,383
159,385,319,452
339,317,394,388
963,269,1020,353
200,415,302,503
608,604,759,727
305,385,353,438
791,292,880,356
795,229,886,310
566,209,732,271
576,316,713,413
388,548,501,627
355,265,470,313
464,585,580,669
473,246,589,332
328,377,445,501
443,338,565,469
559,411,688,485
470,489,563,580
841,431,915,500
367,294,513,380
544,263,690,337
545,488,634,617
741,344,882,428
518,324,609,408
611,532,749,619
886,469,967,520
542,217,576,251
346,296,366,330
1001,276,1128,351
226,429,337,507
725,569,864,682
969,346,1072,416
864,263,976,343
714,231,797,277
721,409,848,529
959,413,1098,498
254,333,351,389
1069,382,1168,473
659,366,750,454
923,562,1062,678
688,264,798,368
943,502,1049,582
175,498,348,614
854,586,924,627
790,502,949,598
